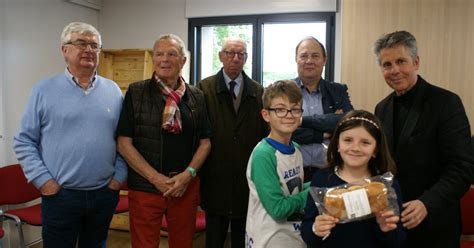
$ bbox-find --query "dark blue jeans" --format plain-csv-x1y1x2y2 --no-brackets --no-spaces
41,186,119,248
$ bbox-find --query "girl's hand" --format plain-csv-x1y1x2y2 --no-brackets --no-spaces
376,210,400,232
313,214,338,238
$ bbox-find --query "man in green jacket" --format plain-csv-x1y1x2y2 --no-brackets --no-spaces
197,37,268,248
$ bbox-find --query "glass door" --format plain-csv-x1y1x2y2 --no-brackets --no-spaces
261,22,326,87
200,24,253,80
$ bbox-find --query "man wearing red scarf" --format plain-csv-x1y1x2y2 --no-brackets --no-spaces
117,34,212,248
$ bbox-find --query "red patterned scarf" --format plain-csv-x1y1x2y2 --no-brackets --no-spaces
156,76,186,134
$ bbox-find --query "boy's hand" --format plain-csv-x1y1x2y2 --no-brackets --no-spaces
313,214,338,238
376,210,399,232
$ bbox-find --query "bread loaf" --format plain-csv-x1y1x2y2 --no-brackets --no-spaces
323,182,389,219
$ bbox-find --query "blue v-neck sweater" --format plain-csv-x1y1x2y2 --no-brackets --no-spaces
14,71,127,190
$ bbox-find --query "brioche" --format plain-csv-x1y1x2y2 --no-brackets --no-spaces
323,182,389,219
324,188,348,219
364,182,388,213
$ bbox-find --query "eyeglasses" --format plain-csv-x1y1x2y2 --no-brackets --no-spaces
266,108,304,118
222,50,247,59
65,40,102,52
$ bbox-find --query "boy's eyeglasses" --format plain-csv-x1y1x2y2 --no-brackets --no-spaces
266,108,304,118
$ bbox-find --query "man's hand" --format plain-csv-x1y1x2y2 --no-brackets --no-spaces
149,173,172,194
107,179,121,191
40,179,61,196
322,109,344,140
401,200,428,229
163,171,193,198
323,132,332,139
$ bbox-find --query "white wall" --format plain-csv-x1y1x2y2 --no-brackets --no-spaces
1,0,100,246
100,0,188,49
2,0,99,166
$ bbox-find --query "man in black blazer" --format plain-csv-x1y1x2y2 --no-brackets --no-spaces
373,30,474,248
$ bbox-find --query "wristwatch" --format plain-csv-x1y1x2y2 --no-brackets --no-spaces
186,166,197,178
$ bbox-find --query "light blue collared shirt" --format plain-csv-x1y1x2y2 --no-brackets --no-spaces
223,71,243,97
298,84,329,168
65,68,97,95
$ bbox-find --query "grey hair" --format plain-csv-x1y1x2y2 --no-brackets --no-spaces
155,34,187,57
373,31,418,65
221,37,247,52
295,36,326,58
60,22,102,45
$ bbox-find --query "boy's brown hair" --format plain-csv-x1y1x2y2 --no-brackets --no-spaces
262,80,302,108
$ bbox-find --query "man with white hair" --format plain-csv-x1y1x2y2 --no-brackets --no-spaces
13,22,126,248
117,34,212,247
197,37,267,248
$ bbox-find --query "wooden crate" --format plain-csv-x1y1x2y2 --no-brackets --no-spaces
98,49,153,93
98,49,153,230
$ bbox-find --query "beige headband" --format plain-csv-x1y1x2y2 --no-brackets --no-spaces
340,116,379,129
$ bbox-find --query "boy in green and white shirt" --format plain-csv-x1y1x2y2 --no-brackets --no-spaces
245,80,310,248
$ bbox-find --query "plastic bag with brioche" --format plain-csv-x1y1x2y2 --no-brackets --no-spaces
310,172,398,223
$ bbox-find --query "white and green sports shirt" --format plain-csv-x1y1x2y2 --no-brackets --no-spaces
245,138,309,248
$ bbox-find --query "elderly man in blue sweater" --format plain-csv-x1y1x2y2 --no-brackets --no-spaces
13,22,127,248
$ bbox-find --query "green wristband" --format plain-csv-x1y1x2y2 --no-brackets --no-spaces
186,166,197,178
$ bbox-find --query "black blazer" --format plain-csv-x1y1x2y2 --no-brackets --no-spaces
375,76,474,247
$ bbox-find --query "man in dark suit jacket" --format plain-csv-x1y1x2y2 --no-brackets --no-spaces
291,37,353,182
197,37,268,248
373,30,474,248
